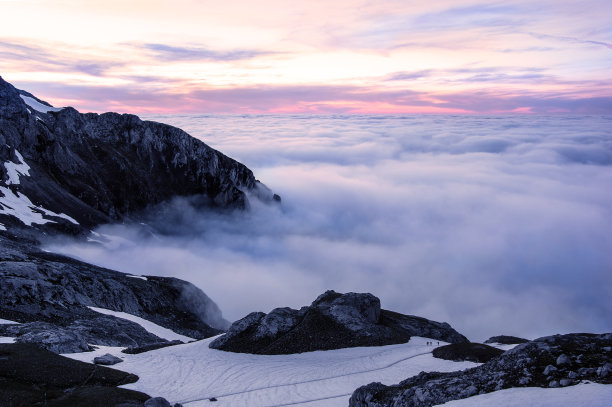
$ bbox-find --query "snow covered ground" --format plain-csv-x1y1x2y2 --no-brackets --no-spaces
439,383,612,407
60,310,611,407
88,306,194,342
65,335,476,407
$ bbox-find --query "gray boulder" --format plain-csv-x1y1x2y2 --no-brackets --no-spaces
94,353,123,365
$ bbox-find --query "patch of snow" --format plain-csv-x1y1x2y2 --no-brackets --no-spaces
126,275,148,281
19,95,63,113
439,382,612,407
0,318,19,324
26,108,31,114
0,337,16,344
88,306,193,342
106,336,477,406
3,150,30,185
0,186,79,226
488,342,521,351
0,223,5,231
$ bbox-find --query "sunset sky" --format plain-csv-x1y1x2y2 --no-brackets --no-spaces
1,0,611,114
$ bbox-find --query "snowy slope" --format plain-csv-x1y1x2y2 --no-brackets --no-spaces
65,336,477,406
1,149,79,226
88,306,194,342
19,95,63,113
439,383,612,407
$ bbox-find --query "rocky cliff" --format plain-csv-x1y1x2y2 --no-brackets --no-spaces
0,75,277,232
210,290,468,354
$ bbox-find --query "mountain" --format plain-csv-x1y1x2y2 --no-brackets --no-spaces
0,75,278,234
209,290,468,354
0,76,280,354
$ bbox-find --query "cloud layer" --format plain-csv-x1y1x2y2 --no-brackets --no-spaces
48,114,612,341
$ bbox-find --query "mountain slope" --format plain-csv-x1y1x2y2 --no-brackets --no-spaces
0,75,276,232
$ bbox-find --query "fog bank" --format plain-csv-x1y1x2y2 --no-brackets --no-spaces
48,115,612,341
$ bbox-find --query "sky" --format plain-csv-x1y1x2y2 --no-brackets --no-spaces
1,0,611,114
48,115,612,341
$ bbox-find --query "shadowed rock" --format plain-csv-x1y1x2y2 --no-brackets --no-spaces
210,290,468,354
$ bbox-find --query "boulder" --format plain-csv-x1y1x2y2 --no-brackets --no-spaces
93,353,123,365
210,290,467,354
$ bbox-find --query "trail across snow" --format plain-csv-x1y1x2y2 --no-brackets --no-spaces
66,336,477,406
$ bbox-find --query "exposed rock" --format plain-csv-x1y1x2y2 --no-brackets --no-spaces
94,353,124,365
432,342,504,363
122,340,184,355
210,290,467,354
484,335,529,345
0,233,226,352
349,333,612,407
0,343,148,407
144,397,171,407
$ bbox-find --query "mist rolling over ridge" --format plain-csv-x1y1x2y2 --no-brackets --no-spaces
47,114,612,341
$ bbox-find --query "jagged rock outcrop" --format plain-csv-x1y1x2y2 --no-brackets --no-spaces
484,335,529,344
0,75,277,231
349,333,612,407
210,290,468,354
0,233,225,352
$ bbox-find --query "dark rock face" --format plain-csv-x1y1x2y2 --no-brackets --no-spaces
432,343,504,363
0,343,149,407
0,232,222,353
0,75,275,230
349,333,612,407
484,335,529,344
209,290,468,354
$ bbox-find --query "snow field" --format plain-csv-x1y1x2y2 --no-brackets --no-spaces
88,306,194,342
119,337,476,406
439,382,612,407
19,95,63,113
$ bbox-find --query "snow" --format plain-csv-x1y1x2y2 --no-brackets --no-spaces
19,95,63,113
87,306,194,342
3,150,30,184
0,185,78,226
126,275,148,281
106,337,475,406
0,337,16,344
439,383,612,407
1,149,79,226
0,223,5,231
0,318,19,324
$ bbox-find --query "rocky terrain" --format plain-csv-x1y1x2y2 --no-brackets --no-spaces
485,335,529,344
0,343,148,407
0,76,279,404
432,342,504,363
349,333,612,407
209,290,468,354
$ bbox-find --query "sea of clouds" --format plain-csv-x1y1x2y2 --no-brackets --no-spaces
48,114,612,341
